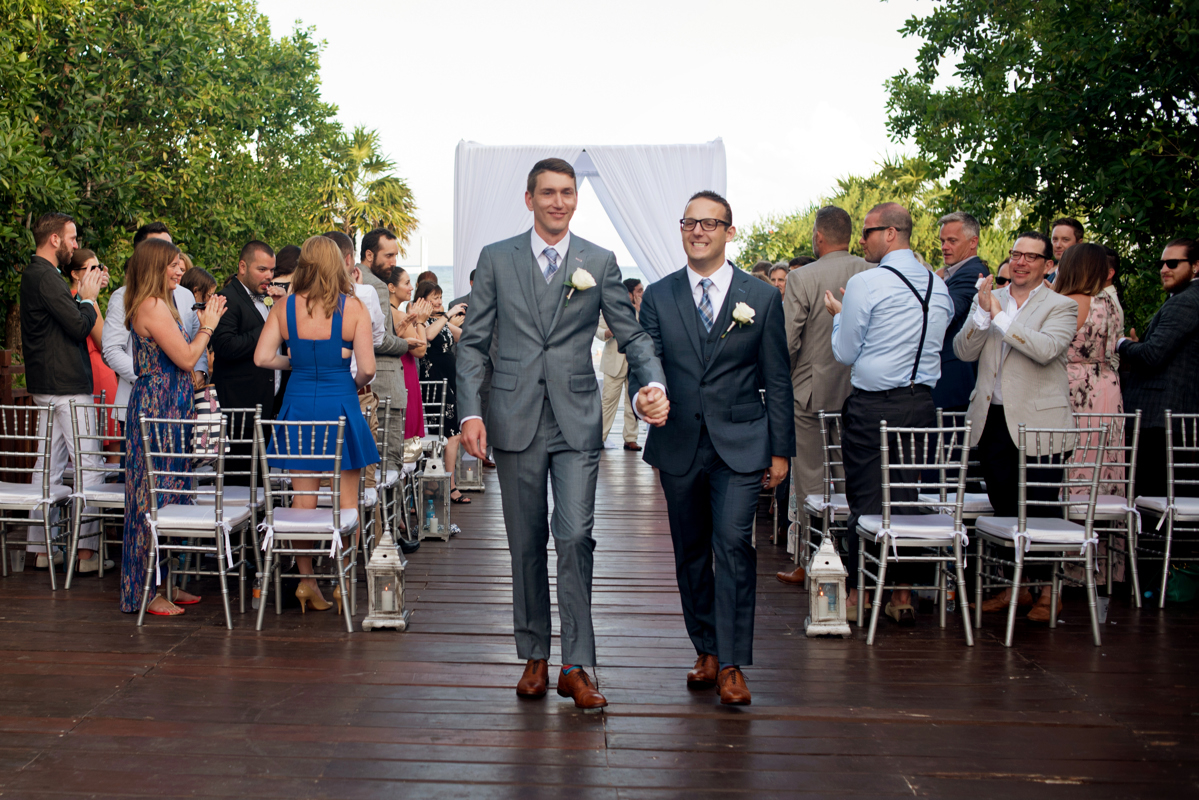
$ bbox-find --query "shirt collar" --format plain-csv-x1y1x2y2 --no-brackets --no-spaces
531,229,570,262
878,248,920,270
686,260,735,293
240,279,266,302
944,255,976,278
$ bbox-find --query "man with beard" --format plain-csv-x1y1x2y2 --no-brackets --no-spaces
20,212,106,572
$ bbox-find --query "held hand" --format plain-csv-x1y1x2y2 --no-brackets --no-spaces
1127,327,1139,343
763,455,789,490
78,266,104,301
637,386,670,427
461,417,489,460
198,295,228,330
823,288,843,317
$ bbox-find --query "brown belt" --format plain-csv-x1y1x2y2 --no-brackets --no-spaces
357,385,371,397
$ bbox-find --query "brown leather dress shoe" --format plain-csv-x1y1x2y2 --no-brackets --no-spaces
776,565,806,585
482,458,496,468
1026,596,1063,623
977,588,1035,612
717,666,751,705
516,659,548,698
556,667,608,709
686,654,718,689
623,441,642,451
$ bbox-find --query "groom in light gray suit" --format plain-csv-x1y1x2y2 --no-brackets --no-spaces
458,158,668,710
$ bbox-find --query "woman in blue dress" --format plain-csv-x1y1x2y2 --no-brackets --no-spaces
121,239,227,615
254,235,380,611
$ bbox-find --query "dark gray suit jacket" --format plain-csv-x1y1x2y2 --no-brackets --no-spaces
456,230,664,452
1119,280,1199,428
933,256,984,410
631,266,794,476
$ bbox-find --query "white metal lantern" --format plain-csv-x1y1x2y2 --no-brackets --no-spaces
416,455,451,541
805,537,851,637
361,528,410,631
455,449,485,492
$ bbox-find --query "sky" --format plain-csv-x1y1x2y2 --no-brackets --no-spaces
255,0,927,268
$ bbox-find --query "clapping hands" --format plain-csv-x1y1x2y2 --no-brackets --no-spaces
976,274,1000,318
823,287,845,316
197,295,228,330
637,386,669,427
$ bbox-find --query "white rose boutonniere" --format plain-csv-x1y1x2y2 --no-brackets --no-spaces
722,301,755,338
564,268,596,306
263,296,274,308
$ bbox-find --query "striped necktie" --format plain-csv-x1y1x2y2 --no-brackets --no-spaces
542,247,560,283
698,278,715,332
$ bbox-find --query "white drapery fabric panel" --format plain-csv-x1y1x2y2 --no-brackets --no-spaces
452,139,727,297
453,143,583,299
578,141,726,283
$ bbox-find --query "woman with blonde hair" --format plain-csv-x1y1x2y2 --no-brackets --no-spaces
120,239,227,615
255,235,379,612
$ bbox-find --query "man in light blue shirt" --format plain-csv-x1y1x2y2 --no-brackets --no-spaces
823,202,952,625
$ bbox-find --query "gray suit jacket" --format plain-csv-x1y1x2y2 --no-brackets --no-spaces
783,250,872,413
359,265,408,412
457,230,665,453
953,287,1078,451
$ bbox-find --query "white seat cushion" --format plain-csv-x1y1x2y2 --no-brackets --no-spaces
918,492,994,514
804,493,849,515
976,516,1089,547
152,503,251,530
317,489,377,508
195,486,265,507
1135,496,1199,519
270,507,359,534
80,483,126,506
1068,494,1133,518
858,514,960,539
0,482,71,507
378,468,399,489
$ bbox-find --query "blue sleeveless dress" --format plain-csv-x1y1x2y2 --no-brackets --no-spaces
267,294,379,471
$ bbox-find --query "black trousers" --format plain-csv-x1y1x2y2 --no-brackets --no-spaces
977,405,1064,582
842,386,937,588
658,428,760,666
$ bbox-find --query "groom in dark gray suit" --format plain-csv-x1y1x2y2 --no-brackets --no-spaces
630,191,793,705
458,158,668,709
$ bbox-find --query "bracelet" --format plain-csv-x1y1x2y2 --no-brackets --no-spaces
199,326,215,335
79,298,97,308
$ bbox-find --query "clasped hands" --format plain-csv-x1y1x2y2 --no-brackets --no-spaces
636,386,669,427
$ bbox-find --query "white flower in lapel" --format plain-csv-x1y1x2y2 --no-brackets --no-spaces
722,302,755,338
564,268,595,306
263,296,274,308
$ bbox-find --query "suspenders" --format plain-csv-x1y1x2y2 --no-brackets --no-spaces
879,266,934,388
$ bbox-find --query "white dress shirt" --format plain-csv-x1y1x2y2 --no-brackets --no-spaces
349,283,386,382
532,229,571,277
241,281,280,393
970,282,1045,405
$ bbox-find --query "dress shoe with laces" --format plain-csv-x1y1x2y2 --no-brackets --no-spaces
623,442,642,452
556,667,607,709
517,659,549,698
977,588,1035,612
716,666,751,705
686,654,718,689
1026,596,1063,623
776,565,805,585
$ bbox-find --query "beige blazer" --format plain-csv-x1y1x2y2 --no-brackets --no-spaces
783,250,872,413
953,286,1078,451
596,312,629,379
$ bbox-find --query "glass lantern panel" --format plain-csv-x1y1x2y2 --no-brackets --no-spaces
820,582,838,613
375,578,398,613
420,476,450,536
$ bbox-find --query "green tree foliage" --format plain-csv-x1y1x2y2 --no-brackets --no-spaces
316,126,419,252
884,0,1199,328
736,156,1016,270
0,0,415,350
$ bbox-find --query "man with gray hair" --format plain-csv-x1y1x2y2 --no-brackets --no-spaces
776,206,871,584
934,211,985,412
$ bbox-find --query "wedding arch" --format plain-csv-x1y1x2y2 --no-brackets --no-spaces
451,139,727,298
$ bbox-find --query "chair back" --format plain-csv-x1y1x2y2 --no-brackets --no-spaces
68,399,126,488
219,405,263,489
255,417,348,533
1017,424,1108,533
373,396,392,466
1166,412,1199,503
0,402,54,491
878,422,971,530
817,411,845,504
1072,410,1140,502
137,416,230,523
421,380,448,440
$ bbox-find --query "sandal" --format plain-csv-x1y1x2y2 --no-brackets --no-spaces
450,491,471,504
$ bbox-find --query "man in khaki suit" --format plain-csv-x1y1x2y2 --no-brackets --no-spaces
597,278,643,450
954,230,1077,621
777,207,871,583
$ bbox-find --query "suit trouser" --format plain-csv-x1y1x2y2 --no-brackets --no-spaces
658,428,760,666
493,399,600,666
842,387,936,588
792,407,829,500
28,394,102,552
600,372,638,443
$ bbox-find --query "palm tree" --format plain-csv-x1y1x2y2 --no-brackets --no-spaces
315,126,418,252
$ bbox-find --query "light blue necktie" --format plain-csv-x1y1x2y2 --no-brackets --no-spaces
698,278,715,332
542,247,560,283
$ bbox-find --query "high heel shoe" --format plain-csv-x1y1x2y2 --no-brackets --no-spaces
333,585,343,615
295,582,331,613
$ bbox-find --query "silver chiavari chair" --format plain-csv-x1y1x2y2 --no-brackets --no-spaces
137,416,253,628
0,402,71,587
64,398,126,587
921,409,994,527
420,379,448,450
255,417,358,632
1069,411,1141,601
1133,411,1199,608
362,397,396,562
194,406,265,580
974,424,1108,647
798,412,850,580
857,421,974,646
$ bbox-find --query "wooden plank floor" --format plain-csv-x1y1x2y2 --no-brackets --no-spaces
1,429,1197,798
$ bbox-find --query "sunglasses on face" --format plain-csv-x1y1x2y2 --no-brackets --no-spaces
1159,259,1192,270
994,275,1011,286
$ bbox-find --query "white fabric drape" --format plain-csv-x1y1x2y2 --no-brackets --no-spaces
452,139,726,298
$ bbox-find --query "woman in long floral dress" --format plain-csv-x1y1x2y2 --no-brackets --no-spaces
119,239,227,615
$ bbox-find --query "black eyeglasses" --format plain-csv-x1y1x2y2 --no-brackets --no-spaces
269,281,291,289
994,275,1011,286
1009,250,1048,263
191,302,207,311
89,263,107,272
1159,259,1192,270
680,218,731,232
